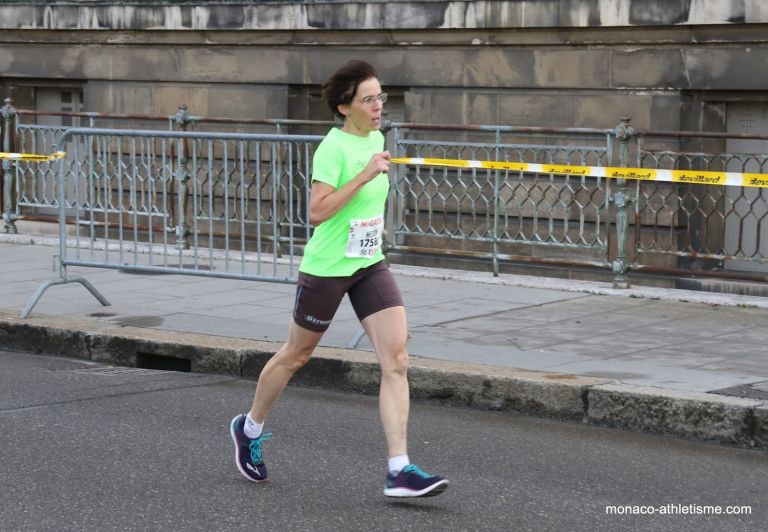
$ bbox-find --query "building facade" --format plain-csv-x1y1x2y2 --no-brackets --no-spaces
2,1,768,284
1,0,767,134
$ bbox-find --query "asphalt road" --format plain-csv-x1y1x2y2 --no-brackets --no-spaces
1,349,766,532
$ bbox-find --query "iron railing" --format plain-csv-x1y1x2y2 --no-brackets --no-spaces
4,100,768,288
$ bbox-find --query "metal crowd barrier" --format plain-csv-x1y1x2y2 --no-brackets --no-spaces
21,127,323,319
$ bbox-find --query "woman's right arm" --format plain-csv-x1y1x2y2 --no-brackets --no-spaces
309,151,390,226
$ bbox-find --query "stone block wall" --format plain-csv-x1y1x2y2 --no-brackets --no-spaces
2,1,767,273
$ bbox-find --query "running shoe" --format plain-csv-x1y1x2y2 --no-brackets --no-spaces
230,414,272,482
384,464,449,497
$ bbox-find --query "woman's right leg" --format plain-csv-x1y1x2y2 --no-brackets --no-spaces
248,320,324,423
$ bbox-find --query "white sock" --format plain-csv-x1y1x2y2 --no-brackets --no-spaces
388,454,410,475
244,413,263,439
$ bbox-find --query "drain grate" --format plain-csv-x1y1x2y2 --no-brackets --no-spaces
69,366,172,376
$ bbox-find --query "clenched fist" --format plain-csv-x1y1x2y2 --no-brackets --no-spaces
361,151,391,182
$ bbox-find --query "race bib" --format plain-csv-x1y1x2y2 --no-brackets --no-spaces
345,216,383,258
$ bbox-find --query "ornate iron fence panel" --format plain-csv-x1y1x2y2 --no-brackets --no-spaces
636,134,768,272
387,124,614,273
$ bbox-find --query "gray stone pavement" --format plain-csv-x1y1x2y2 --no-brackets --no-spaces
3,236,768,394
2,234,768,447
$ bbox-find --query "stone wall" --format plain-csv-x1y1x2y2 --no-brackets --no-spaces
1,1,767,130
1,22,767,131
2,1,767,273
1,1,767,31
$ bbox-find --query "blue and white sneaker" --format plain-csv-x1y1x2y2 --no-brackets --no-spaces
230,414,272,482
384,464,449,497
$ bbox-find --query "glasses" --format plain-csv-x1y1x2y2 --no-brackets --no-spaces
353,93,388,106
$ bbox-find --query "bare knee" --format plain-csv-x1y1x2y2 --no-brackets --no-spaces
380,347,409,378
269,342,315,373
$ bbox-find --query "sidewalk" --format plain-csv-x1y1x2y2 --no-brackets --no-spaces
2,233,767,449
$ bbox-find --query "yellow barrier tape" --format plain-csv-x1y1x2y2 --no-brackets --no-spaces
391,157,768,188
0,151,66,162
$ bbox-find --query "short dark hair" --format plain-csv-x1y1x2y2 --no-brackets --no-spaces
321,60,378,119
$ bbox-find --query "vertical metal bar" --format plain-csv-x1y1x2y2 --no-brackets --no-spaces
57,133,68,278
271,141,279,270
175,137,185,263
191,139,199,269
1,98,18,233
145,136,154,266
207,139,214,271
603,132,613,261
73,133,81,256
612,117,635,289
633,136,643,266
130,136,139,264
87,135,96,261
117,136,124,265
255,141,263,274
175,134,190,251
101,136,112,264
492,129,501,276
287,141,295,278
239,140,246,272
161,138,169,266
391,124,402,250
0,101,7,224
223,140,230,271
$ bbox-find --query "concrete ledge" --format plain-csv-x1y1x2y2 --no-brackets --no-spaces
588,384,763,447
0,311,605,422
755,404,768,449
1,311,767,450
407,366,597,421
0,314,103,361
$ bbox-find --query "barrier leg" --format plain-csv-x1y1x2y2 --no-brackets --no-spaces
71,276,111,306
21,277,111,319
347,328,368,349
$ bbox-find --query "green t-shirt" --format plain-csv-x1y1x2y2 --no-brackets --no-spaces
299,127,389,277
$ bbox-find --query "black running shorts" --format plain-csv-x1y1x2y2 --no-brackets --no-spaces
292,261,403,332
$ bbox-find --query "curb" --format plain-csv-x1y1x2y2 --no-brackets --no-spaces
1,311,766,450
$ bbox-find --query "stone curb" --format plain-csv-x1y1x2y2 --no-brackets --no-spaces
1,311,766,450
587,384,763,447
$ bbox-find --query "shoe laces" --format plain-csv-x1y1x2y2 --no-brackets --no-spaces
248,432,272,463
402,464,431,478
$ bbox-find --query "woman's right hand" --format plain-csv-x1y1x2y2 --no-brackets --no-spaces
361,151,391,182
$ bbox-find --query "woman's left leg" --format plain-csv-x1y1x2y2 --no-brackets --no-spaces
362,304,449,497
361,305,410,458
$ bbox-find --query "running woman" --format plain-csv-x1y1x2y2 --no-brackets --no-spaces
230,60,448,498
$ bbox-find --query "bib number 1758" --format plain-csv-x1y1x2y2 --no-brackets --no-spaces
345,216,383,258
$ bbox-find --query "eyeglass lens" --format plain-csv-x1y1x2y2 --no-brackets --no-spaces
361,93,388,105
